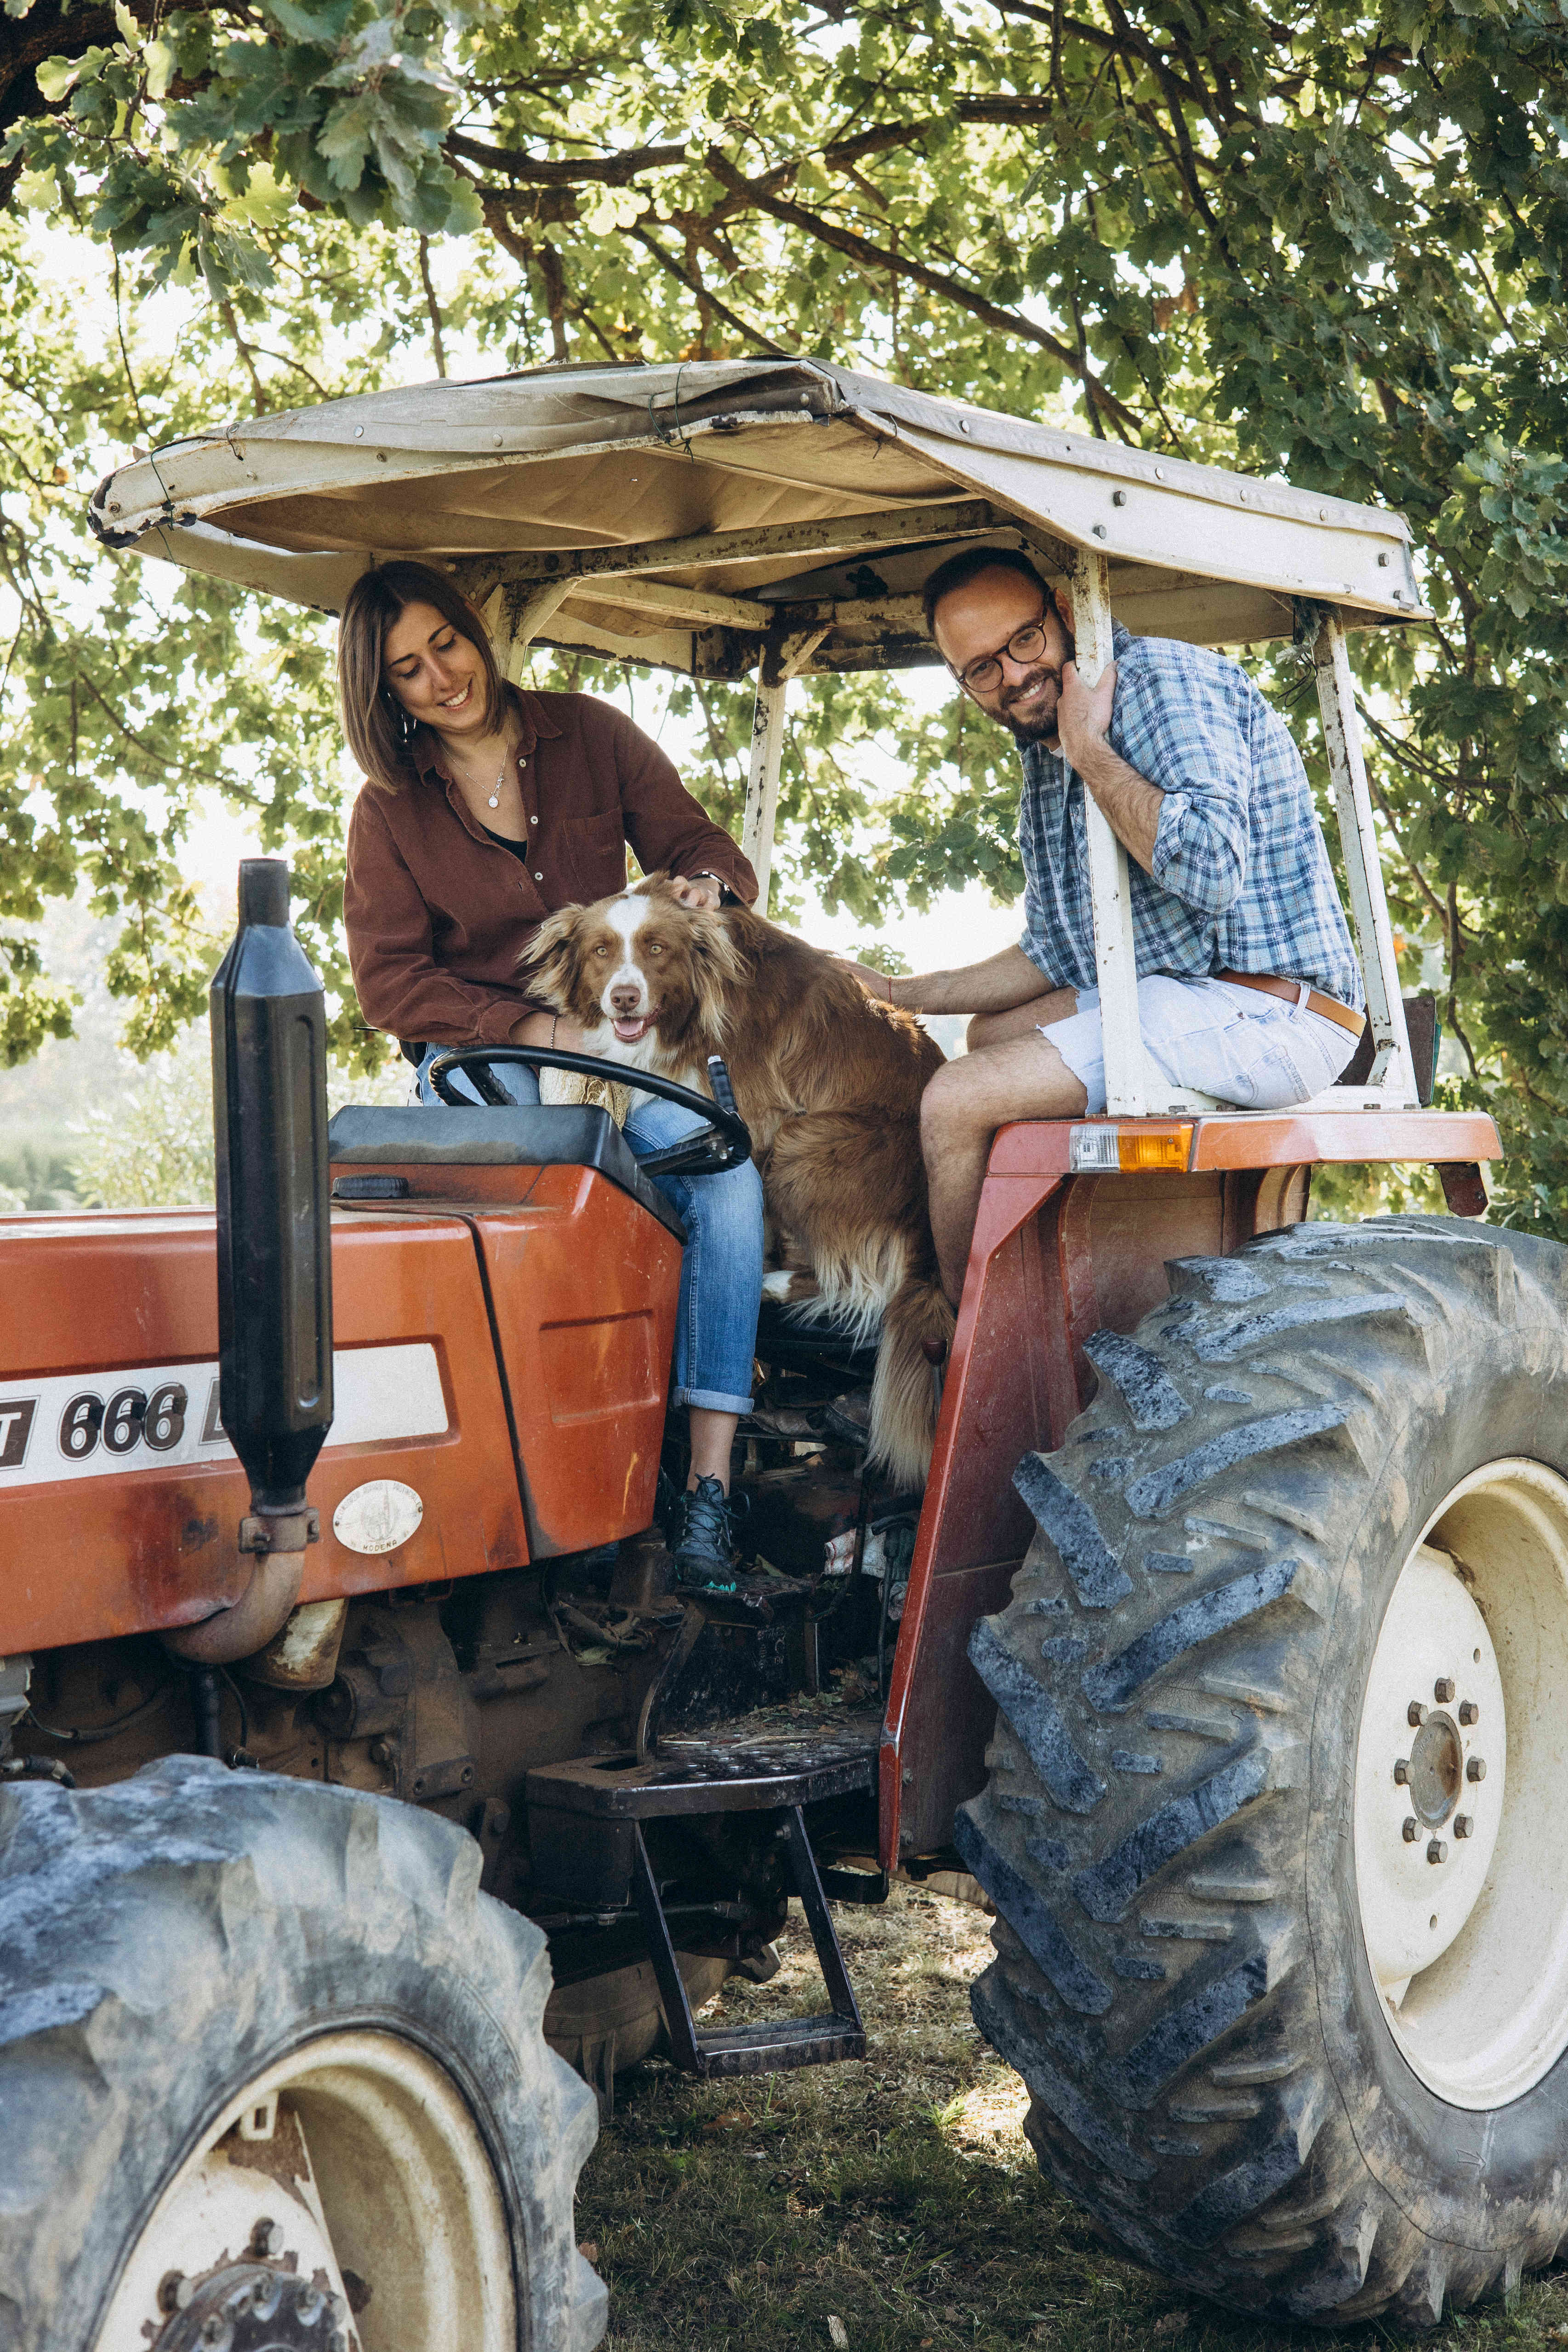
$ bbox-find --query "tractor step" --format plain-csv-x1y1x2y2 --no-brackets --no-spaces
633,1806,866,2077
526,1716,876,2075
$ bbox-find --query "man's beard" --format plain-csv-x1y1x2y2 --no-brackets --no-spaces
1001,661,1065,746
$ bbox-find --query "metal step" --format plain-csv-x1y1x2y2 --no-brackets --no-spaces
631,1805,866,2077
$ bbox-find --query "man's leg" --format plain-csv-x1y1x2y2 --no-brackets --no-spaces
965,985,1079,1052
921,1032,1088,1304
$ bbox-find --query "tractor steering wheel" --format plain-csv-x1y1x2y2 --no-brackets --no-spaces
423,1045,753,1179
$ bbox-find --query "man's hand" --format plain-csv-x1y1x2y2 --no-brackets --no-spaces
845,962,896,1004
670,872,723,910
1056,655,1117,776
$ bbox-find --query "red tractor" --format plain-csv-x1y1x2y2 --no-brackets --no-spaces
1,361,1548,2347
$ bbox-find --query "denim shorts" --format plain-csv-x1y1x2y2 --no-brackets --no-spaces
1042,975,1357,1115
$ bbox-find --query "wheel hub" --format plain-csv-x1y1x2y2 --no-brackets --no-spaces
1355,1543,1504,2002
1354,1459,1568,2108
154,2260,348,2352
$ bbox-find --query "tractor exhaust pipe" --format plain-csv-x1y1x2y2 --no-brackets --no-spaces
165,860,334,1667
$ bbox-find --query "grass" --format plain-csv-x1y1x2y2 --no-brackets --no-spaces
577,1883,1568,2352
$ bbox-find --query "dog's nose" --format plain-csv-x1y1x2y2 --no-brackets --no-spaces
609,983,642,1015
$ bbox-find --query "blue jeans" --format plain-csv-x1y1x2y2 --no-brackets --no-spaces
416,1048,762,1415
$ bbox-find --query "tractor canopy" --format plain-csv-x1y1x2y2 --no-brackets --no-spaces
89,358,1424,680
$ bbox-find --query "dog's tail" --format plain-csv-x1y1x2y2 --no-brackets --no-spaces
867,1273,956,1494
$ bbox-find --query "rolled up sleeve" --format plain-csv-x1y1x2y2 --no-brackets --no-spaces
609,707,758,903
1135,675,1251,917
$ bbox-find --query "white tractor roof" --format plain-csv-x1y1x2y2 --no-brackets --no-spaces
90,358,1425,677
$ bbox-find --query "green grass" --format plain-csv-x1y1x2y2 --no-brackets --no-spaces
577,1884,1568,2352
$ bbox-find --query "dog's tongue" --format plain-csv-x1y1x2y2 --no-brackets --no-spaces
613,1015,651,1042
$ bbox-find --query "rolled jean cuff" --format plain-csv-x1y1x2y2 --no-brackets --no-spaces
673,1384,754,1416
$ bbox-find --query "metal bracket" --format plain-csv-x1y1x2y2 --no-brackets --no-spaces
238,1508,320,1555
632,1807,867,2077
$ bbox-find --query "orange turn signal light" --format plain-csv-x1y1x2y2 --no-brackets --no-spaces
1069,1123,1193,1173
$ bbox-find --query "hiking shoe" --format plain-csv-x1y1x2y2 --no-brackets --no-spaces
671,1475,741,1592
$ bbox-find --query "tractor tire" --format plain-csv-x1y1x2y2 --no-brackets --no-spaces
0,1755,607,2352
957,1215,1568,2327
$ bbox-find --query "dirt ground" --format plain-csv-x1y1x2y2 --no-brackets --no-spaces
576,1881,1568,2352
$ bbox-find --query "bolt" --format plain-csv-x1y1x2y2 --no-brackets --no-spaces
1427,1838,1448,1865
1467,1756,1487,1782
1459,1700,1478,1726
1434,1676,1455,1703
158,2273,194,2314
1393,1759,1410,1784
1408,1700,1426,1727
200,2319,226,2347
1402,1816,1420,1842
250,2217,284,2259
327,2293,349,2324
369,1737,394,1766
295,2284,324,2322
1454,1814,1472,1838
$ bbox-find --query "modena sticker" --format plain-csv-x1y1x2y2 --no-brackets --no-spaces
0,1345,448,1489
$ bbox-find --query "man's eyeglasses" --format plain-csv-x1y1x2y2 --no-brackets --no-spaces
952,611,1051,695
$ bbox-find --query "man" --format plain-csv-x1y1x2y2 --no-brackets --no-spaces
860,547,1365,1302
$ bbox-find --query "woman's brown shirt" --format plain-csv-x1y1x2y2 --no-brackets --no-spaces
344,688,757,1048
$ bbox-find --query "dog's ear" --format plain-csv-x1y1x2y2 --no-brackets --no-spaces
519,903,582,1008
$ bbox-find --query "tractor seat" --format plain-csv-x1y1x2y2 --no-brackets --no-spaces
327,1105,686,1240
754,1296,880,1383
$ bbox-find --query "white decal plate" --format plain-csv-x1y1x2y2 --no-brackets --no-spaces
0,1344,447,1491
333,1479,424,1555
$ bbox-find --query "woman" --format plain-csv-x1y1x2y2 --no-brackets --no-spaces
338,559,761,1589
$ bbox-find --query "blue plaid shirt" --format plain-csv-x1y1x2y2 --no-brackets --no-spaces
1018,625,1363,1008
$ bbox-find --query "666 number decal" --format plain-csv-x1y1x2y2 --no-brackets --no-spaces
59,1383,193,1461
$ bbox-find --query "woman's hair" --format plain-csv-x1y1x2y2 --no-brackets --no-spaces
337,559,507,791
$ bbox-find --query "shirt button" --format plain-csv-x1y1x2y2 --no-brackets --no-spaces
534,872,544,882
530,814,538,825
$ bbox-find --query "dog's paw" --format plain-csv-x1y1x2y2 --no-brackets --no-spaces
761,1269,800,1303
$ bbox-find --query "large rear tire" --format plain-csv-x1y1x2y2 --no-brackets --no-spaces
0,1757,607,2352
958,1215,1568,2325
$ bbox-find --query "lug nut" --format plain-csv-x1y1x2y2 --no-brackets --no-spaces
158,2273,194,2314
1454,1814,1472,1838
249,2217,283,2259
1459,1700,1478,1726
1427,1838,1448,1864
1393,1758,1410,1784
1408,1700,1426,1727
1467,1756,1487,1782
1434,1676,1455,1703
1402,1816,1420,1842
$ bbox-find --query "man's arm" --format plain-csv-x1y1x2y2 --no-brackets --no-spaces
856,943,1049,1015
1056,656,1164,872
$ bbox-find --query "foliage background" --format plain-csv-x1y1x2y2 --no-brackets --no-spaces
0,0,1564,1220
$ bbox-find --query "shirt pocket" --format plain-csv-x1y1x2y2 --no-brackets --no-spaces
558,810,629,901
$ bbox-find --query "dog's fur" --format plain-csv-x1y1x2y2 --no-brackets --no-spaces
524,876,952,1490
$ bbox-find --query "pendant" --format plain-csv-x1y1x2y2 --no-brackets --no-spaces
487,792,500,808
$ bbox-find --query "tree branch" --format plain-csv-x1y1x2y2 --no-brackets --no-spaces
446,133,687,185
702,148,1141,431
627,226,794,357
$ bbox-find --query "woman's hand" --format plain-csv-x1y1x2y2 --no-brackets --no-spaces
510,1009,588,1051
669,872,724,911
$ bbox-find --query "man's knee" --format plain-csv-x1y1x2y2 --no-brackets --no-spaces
919,1059,986,1151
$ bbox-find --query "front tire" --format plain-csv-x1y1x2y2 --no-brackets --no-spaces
0,1757,607,2352
958,1216,1568,2325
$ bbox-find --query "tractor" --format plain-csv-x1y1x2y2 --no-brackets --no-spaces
0,359,1551,2347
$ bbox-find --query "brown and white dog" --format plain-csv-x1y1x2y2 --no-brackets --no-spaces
523,875,952,1490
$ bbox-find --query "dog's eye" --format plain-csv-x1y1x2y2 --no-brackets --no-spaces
647,942,665,957
593,944,611,958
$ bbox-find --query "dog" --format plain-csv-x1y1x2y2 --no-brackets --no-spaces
523,875,952,1490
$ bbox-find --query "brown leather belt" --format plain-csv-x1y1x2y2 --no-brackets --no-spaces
1216,968,1367,1041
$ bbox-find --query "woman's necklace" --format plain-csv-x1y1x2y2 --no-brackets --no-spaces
486,748,507,810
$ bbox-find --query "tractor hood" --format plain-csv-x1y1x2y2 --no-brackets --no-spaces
89,358,1425,675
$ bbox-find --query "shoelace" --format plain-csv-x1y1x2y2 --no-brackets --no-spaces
680,1476,732,1553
